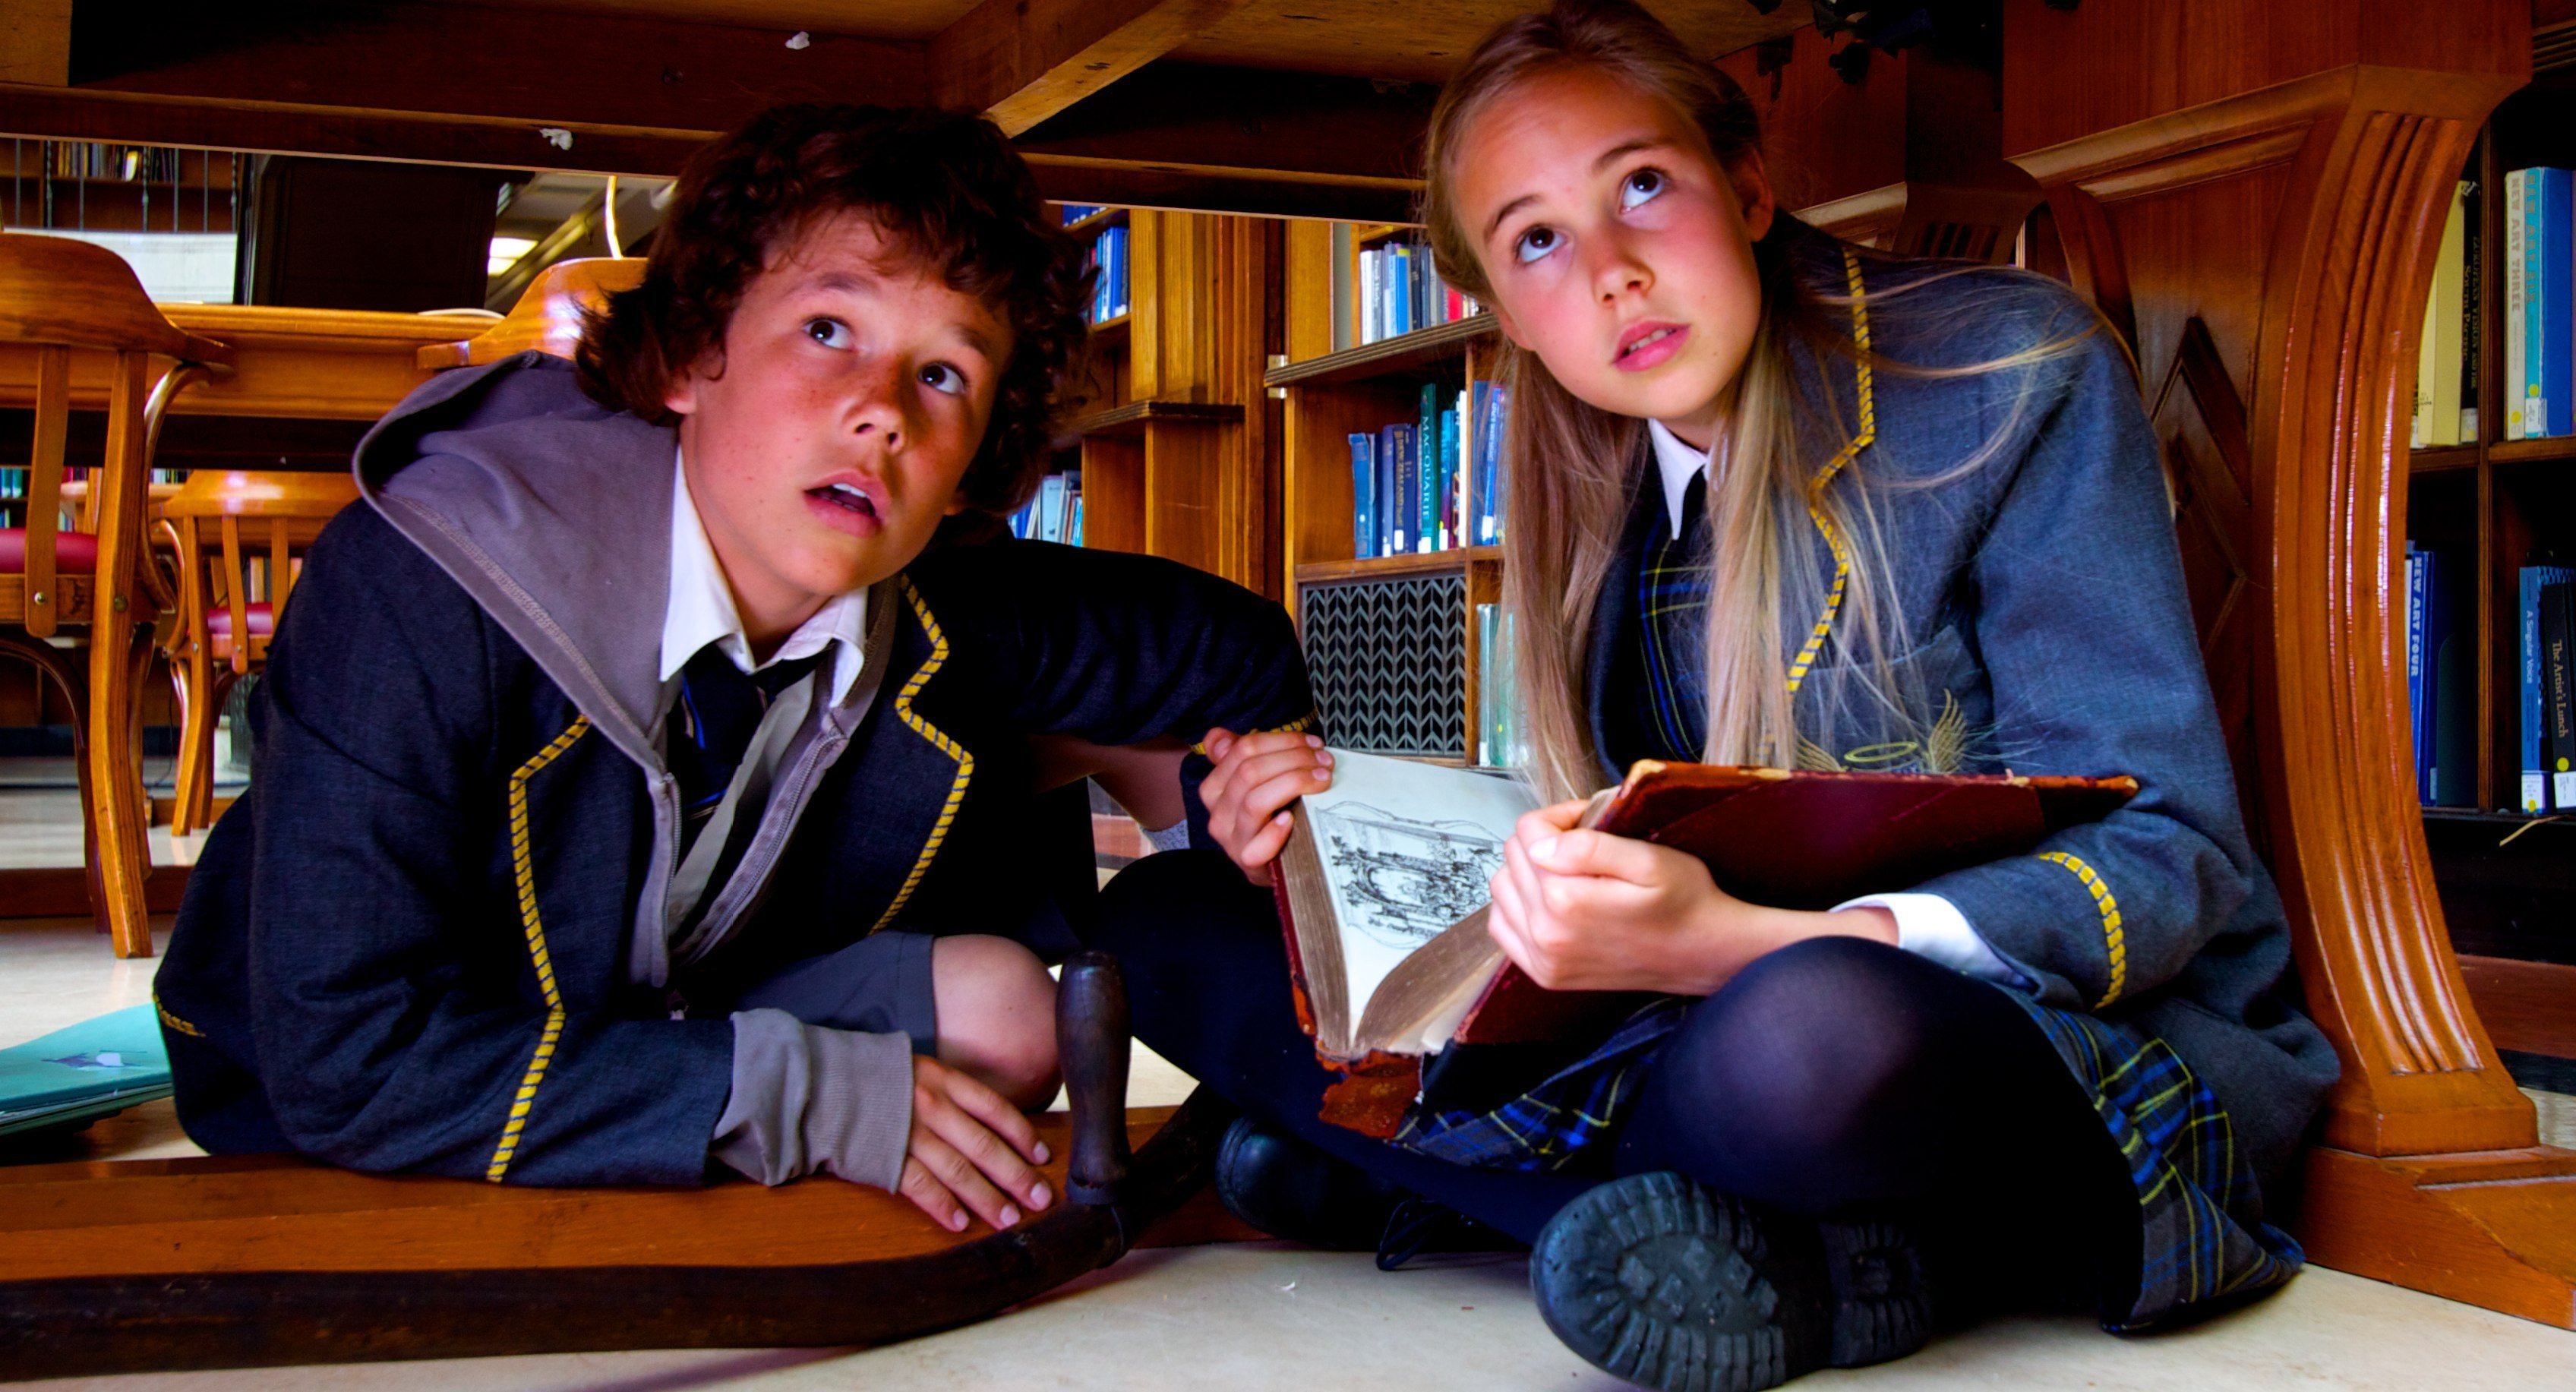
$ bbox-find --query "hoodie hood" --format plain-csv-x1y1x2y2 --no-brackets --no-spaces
353,352,683,772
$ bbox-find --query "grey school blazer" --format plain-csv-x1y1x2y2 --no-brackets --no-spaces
1585,231,2339,1187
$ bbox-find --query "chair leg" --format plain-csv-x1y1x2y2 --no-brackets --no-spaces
167,658,200,837
87,622,153,959
0,635,106,932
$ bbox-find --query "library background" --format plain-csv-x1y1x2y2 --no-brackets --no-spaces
1,0,2573,1375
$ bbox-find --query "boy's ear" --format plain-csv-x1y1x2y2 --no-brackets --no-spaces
1727,150,1778,244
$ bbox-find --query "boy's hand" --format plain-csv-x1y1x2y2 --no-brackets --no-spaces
898,1054,1055,1233
1198,726,1334,885
1485,803,1899,996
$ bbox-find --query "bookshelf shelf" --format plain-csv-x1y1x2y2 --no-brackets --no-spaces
2484,434,2576,465
1264,314,1497,389
1069,399,1242,437
2410,444,2482,474
1090,313,1131,344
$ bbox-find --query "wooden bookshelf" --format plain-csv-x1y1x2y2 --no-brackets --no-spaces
1046,206,1278,597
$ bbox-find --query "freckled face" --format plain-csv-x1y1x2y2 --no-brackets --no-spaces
1453,65,1775,450
666,209,1011,642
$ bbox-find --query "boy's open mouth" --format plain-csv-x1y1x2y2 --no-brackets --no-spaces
810,481,879,519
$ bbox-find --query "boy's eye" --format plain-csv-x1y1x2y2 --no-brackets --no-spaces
804,317,851,349
1620,168,1667,211
920,361,968,396
1512,226,1560,265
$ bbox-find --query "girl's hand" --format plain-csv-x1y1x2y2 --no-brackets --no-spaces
897,1054,1054,1233
1485,803,1898,996
1198,727,1334,885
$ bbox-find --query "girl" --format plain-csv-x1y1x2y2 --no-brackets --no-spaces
1094,3,2337,1387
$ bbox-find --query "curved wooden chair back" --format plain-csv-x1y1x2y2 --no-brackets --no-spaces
0,232,233,958
418,257,646,370
160,472,361,675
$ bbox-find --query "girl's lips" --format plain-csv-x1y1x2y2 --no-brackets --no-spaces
803,482,884,538
1615,322,1688,372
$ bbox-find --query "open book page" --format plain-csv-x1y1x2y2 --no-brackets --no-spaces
1300,751,1539,1028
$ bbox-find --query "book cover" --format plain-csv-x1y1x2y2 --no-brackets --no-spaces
2460,178,2483,441
2426,551,2474,806
1384,423,1416,555
0,1004,172,1138
2407,547,2428,801
1035,474,1068,544
2546,581,2576,809
1350,431,1377,559
1466,381,1491,541
2426,180,2467,447
2542,169,2572,437
1108,226,1130,317
1436,407,1460,551
1390,246,1415,338
1416,384,1440,552
2521,564,2576,811
2508,169,2527,440
1360,247,1381,345
1481,381,1508,544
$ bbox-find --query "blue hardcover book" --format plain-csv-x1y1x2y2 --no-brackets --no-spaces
2406,547,2428,800
1384,424,1415,555
1416,384,1440,551
1349,432,1376,559
2526,171,2549,437
2523,563,2576,810
2423,551,2473,806
1437,406,1460,551
0,1004,172,1138
1466,381,1491,542
2543,169,2574,437
1482,383,1509,544
1111,226,1131,317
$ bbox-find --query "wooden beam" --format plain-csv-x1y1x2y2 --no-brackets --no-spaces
931,0,1254,137
0,0,69,87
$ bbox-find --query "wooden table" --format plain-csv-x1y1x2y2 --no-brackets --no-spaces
0,305,462,941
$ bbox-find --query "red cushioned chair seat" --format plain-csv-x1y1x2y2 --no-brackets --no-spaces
207,603,275,640
0,529,99,574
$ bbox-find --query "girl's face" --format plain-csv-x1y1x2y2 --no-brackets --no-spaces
1454,64,1774,452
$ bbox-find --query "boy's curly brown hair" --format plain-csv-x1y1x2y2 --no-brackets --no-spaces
576,103,1092,525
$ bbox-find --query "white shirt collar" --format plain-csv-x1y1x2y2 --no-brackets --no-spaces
660,449,868,705
1646,418,1716,538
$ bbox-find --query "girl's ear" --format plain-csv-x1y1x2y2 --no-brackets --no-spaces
1492,299,1533,350
1726,150,1778,244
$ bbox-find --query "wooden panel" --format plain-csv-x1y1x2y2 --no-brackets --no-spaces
0,866,188,920
1279,377,1424,611
0,0,69,86
1079,434,1148,556
2459,955,2576,1059
0,305,450,422
1175,0,1805,84
1711,24,1905,215
1285,219,1336,365
932,0,1254,136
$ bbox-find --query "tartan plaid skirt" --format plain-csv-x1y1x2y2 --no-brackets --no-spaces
1391,989,2303,1331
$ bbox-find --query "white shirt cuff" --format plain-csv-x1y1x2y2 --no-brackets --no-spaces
1833,892,2029,988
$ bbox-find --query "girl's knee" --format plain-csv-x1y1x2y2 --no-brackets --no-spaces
930,934,1060,1109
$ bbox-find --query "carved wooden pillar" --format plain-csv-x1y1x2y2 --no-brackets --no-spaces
2004,0,2574,1326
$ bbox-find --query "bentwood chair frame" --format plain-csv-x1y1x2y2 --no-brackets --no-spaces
155,472,360,835
0,232,232,957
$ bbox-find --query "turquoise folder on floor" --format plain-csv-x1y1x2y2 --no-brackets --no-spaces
0,1005,173,1138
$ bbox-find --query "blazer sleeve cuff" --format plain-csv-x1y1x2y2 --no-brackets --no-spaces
712,1008,915,1191
1833,892,2031,989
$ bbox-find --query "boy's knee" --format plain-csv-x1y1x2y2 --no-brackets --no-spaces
931,934,1061,1109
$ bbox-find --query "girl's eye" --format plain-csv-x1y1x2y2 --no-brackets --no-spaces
804,317,851,349
1513,226,1559,265
920,362,968,396
1621,167,1667,211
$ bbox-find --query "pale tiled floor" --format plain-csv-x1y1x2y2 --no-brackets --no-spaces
5,917,2574,1390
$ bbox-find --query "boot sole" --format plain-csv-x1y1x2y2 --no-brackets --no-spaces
1529,1173,1930,1392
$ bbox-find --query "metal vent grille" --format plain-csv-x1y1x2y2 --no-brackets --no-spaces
1299,573,1465,758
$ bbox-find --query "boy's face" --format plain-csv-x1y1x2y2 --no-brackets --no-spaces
667,208,1012,644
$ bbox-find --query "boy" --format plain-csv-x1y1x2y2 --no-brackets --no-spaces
153,104,1311,1233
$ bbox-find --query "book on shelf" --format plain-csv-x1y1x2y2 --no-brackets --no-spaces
1349,432,1378,560
2519,564,2576,812
2508,168,2575,439
1086,224,1129,324
1477,380,1508,544
2459,178,2482,441
2404,547,2472,806
1268,753,2137,1135
2545,579,2576,810
1009,471,1081,544
1351,233,1482,348
1059,204,1106,226
1416,384,1440,553
2407,546,2428,798
1384,422,1417,556
2414,181,2468,449
2508,169,2527,440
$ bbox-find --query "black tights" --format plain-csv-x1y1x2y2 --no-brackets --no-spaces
1090,851,2137,1314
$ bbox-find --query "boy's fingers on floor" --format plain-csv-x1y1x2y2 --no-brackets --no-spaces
896,1155,970,1232
942,1067,1050,1174
923,1083,1048,1214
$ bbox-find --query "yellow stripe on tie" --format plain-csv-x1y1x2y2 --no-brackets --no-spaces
1785,248,1877,696
2037,851,2127,1008
867,580,975,938
485,715,589,1183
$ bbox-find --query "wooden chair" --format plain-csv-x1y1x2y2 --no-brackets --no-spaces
0,232,232,957
418,256,644,370
155,471,362,836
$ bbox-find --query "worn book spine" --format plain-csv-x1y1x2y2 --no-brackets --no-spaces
2546,581,2576,809
2508,169,2527,439
1349,432,1376,559
2460,178,2483,440
1385,423,1416,555
2407,548,2429,801
2523,565,2576,811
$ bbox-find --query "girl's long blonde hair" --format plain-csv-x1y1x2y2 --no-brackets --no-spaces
1424,0,2093,801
